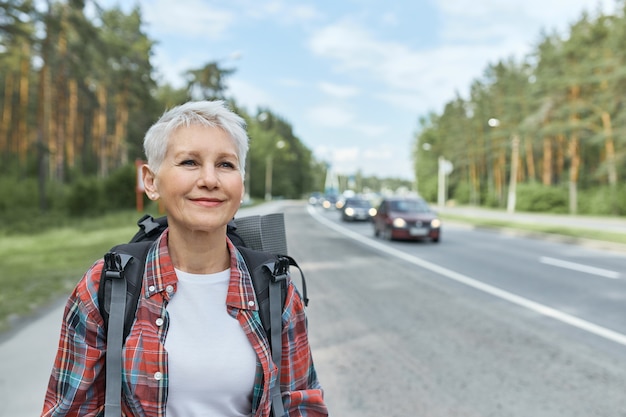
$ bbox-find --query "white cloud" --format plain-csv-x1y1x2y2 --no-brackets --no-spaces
306,104,355,128
239,0,322,23
227,79,278,112
318,81,359,99
142,0,234,39
354,123,388,138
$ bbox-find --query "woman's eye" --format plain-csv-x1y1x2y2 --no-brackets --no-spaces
219,161,236,169
179,159,197,166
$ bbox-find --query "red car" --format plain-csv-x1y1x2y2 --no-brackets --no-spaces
373,197,441,242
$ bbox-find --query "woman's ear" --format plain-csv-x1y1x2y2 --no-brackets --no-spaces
142,164,158,200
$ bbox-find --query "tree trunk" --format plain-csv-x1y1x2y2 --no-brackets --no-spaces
542,136,552,185
524,135,536,182
1,71,14,154
67,78,78,168
114,88,130,167
556,134,565,183
18,42,30,165
94,84,108,177
568,133,580,214
600,111,617,186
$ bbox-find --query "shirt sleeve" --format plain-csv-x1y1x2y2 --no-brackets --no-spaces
279,282,329,417
41,261,108,417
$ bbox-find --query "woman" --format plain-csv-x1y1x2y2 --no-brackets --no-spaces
41,100,328,417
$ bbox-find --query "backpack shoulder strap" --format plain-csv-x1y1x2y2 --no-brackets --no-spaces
98,241,152,341
237,246,308,417
99,241,152,417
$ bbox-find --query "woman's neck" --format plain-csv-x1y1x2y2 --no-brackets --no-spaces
167,227,231,274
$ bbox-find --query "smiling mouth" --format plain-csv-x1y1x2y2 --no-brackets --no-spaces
191,198,224,206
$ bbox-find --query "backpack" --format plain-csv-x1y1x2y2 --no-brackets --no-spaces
98,213,306,417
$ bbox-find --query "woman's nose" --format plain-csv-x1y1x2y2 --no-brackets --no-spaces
197,165,219,188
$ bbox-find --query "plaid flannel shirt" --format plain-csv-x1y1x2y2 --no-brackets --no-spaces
41,229,328,417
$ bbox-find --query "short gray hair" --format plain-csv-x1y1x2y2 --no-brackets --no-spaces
143,100,249,177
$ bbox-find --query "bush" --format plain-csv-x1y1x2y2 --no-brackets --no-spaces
66,177,105,216
102,163,139,210
66,164,138,216
578,185,626,216
514,183,568,213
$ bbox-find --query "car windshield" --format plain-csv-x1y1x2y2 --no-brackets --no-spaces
347,199,370,208
390,199,430,213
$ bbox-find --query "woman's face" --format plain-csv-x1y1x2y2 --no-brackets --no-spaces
144,124,244,234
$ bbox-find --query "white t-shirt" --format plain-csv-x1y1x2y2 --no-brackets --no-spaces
164,268,257,417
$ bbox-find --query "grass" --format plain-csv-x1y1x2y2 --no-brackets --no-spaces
0,210,152,333
439,213,626,246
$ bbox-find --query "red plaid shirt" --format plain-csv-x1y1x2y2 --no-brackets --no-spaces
41,230,327,416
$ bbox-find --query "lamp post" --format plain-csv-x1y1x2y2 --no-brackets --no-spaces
488,117,519,213
265,140,285,201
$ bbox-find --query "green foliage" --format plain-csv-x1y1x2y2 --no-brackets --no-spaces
451,181,471,205
102,163,138,210
66,164,137,217
66,177,105,217
515,183,569,213
412,7,626,218
577,185,626,216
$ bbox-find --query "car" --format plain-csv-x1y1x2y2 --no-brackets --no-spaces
321,193,339,209
373,197,441,242
340,197,376,222
308,192,323,205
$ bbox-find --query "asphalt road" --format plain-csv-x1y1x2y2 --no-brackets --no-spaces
299,203,626,417
3,201,626,416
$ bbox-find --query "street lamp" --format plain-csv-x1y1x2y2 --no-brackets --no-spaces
265,140,285,201
488,117,519,213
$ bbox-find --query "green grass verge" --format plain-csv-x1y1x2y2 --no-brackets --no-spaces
440,213,626,245
0,210,151,333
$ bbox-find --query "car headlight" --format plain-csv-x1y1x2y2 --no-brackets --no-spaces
345,207,355,216
322,200,331,209
431,218,441,228
368,208,377,216
392,218,407,228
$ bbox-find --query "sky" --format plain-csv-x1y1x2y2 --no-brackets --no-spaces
104,0,616,180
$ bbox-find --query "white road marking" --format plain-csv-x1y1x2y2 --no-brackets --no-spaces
539,256,620,279
307,205,626,347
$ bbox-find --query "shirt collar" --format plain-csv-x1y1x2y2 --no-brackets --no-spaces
143,229,258,311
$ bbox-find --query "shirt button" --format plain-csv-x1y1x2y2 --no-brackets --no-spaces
248,300,255,307
155,318,164,326
165,285,174,293
148,285,156,292
154,372,163,381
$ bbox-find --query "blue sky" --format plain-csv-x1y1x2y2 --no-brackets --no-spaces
106,0,615,180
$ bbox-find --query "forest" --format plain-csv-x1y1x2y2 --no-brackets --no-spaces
2,1,626,236
0,0,344,232
414,1,626,215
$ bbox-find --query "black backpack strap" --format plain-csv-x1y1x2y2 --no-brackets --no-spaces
98,241,153,417
238,246,309,417
102,251,131,417
98,241,152,341
129,214,167,243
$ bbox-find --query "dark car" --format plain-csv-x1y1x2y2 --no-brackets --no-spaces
340,197,376,222
373,197,441,242
322,193,339,209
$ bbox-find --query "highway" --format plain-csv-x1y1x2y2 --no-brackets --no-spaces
2,200,625,416
296,202,626,417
